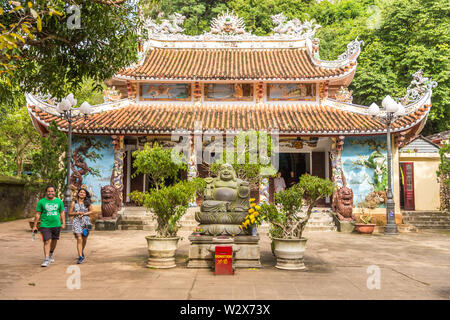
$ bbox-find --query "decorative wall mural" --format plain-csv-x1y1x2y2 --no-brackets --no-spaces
341,137,387,208
267,83,315,100
72,136,114,205
140,83,190,100
205,83,253,101
71,137,107,190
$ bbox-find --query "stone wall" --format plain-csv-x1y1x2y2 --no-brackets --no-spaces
0,176,40,222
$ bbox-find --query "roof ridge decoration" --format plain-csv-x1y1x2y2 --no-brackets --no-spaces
141,11,322,50
145,12,185,35
327,70,436,118
312,37,364,68
210,10,247,36
271,13,321,38
400,70,438,105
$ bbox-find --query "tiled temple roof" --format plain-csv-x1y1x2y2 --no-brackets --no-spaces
117,48,351,81
27,101,431,135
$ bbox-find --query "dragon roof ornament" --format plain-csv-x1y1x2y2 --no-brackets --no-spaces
271,13,321,38
144,12,185,35
400,70,438,105
312,37,364,68
338,37,364,60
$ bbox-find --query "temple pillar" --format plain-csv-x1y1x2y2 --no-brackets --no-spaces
111,135,125,205
330,136,345,188
188,136,198,207
259,177,270,204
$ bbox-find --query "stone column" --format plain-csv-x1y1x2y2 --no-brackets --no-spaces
259,177,270,204
188,136,198,207
330,136,345,189
111,135,125,205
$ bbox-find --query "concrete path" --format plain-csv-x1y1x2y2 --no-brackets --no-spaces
0,219,449,300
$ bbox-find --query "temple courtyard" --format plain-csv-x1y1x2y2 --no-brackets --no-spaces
1,219,449,300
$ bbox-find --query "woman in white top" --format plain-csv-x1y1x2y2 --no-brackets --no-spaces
69,188,93,264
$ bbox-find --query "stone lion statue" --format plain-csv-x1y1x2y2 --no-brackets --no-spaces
100,185,121,220
332,186,355,221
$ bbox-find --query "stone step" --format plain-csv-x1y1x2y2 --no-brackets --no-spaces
402,212,449,218
117,225,145,230
304,226,337,232
403,218,450,223
403,218,450,222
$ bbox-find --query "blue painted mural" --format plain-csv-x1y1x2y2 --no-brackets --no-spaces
72,136,114,205
341,136,388,208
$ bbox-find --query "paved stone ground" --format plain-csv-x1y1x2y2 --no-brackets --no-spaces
0,219,449,300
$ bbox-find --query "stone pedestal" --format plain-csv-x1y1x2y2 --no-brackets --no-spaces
335,219,355,233
95,218,118,231
187,235,261,269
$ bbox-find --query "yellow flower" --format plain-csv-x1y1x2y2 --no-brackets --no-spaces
255,205,261,210
248,208,255,213
250,198,256,202
254,212,259,216
239,225,242,230
250,203,256,207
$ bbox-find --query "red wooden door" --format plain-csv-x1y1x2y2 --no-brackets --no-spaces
400,162,415,210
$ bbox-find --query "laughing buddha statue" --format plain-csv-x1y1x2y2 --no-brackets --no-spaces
196,164,251,235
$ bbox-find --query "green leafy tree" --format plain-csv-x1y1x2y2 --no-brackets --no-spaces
0,0,140,106
130,178,205,237
131,142,187,190
29,121,67,198
0,106,40,176
260,175,335,239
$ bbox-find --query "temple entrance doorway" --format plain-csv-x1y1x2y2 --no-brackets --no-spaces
278,152,310,187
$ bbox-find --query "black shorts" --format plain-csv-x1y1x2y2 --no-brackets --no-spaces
40,227,61,241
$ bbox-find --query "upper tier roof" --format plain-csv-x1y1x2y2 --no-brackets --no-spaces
114,11,363,82
118,48,350,81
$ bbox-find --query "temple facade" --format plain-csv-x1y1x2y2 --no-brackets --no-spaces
26,12,437,220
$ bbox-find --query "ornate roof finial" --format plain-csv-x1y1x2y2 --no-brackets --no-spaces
271,13,321,38
210,10,247,35
335,86,353,103
400,70,438,105
338,37,364,60
145,12,186,35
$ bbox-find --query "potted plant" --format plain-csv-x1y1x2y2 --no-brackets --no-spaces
355,201,376,234
129,142,204,268
130,179,204,268
259,175,335,270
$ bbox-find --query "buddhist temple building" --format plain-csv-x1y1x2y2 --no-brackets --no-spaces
26,12,438,220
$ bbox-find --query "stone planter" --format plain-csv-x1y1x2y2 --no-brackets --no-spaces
145,236,180,269
355,223,376,234
273,238,307,270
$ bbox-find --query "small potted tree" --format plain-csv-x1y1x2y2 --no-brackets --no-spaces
259,175,334,270
355,201,376,234
129,142,204,268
